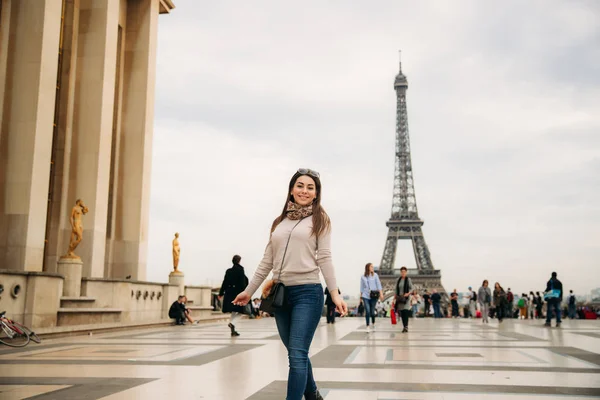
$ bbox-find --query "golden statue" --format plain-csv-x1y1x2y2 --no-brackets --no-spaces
172,232,180,272
65,199,89,258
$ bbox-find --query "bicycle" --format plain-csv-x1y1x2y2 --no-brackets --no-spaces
0,311,41,347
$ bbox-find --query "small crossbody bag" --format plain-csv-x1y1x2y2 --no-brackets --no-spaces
367,277,380,299
259,218,305,314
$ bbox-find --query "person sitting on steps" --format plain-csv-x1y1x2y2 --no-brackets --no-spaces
169,296,187,325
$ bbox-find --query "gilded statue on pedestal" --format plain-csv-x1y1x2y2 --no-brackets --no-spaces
65,199,89,258
172,232,181,272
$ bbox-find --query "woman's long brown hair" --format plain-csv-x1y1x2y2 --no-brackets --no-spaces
364,263,373,277
271,171,331,238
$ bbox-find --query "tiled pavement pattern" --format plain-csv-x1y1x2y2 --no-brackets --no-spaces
0,318,599,399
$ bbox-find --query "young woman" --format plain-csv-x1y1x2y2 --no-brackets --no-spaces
218,255,248,336
478,280,492,323
493,282,507,323
232,168,347,400
410,289,421,318
394,266,414,333
360,263,383,332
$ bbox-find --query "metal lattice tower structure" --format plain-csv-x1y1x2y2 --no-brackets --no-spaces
378,53,447,299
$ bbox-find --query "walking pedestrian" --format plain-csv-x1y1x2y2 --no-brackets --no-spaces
518,294,527,319
431,289,442,318
376,300,384,318
450,289,459,318
466,286,477,319
506,288,514,318
360,263,383,332
544,272,562,328
219,255,249,337
325,287,341,324
232,168,347,400
410,289,421,318
394,266,414,332
529,291,536,319
493,283,507,322
567,290,577,320
535,291,543,319
422,290,431,317
478,280,492,323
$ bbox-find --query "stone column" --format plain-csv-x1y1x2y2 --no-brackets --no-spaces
0,0,62,271
0,0,12,138
44,0,81,273
107,0,160,280
67,0,120,278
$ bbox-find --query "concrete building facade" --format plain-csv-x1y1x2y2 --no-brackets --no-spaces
0,0,175,280
0,1,218,331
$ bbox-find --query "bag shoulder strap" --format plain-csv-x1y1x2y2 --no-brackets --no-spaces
276,218,305,281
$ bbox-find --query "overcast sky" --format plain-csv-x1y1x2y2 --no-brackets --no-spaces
147,1,600,298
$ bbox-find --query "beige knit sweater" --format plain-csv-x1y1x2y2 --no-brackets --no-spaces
245,216,338,295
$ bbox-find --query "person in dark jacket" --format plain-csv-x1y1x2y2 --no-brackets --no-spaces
450,289,459,318
535,292,543,319
394,267,414,332
169,296,186,325
218,255,249,336
422,290,431,317
544,272,563,327
431,290,442,318
493,283,507,323
357,301,365,317
324,287,341,323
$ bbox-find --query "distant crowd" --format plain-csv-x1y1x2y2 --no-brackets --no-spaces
172,262,598,332
348,270,598,330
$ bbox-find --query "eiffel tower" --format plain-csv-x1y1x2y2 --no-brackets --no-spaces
378,54,448,302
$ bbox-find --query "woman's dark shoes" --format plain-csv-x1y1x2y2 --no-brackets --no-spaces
305,390,324,400
402,327,408,333
228,323,240,337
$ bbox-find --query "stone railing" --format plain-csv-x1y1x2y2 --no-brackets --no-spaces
0,270,64,327
81,277,179,323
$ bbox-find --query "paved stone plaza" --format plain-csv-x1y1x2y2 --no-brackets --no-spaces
0,317,599,399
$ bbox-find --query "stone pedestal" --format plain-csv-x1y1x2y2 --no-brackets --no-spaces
57,257,83,297
169,271,185,295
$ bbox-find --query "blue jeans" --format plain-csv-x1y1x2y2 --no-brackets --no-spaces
362,297,377,326
433,303,442,318
275,284,324,400
546,299,562,324
412,304,419,317
568,304,576,319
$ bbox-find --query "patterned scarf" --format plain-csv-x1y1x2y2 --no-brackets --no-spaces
286,201,313,220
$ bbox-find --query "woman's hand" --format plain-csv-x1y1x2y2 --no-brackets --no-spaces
404,292,410,298
379,294,384,301
232,291,250,306
331,292,348,316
